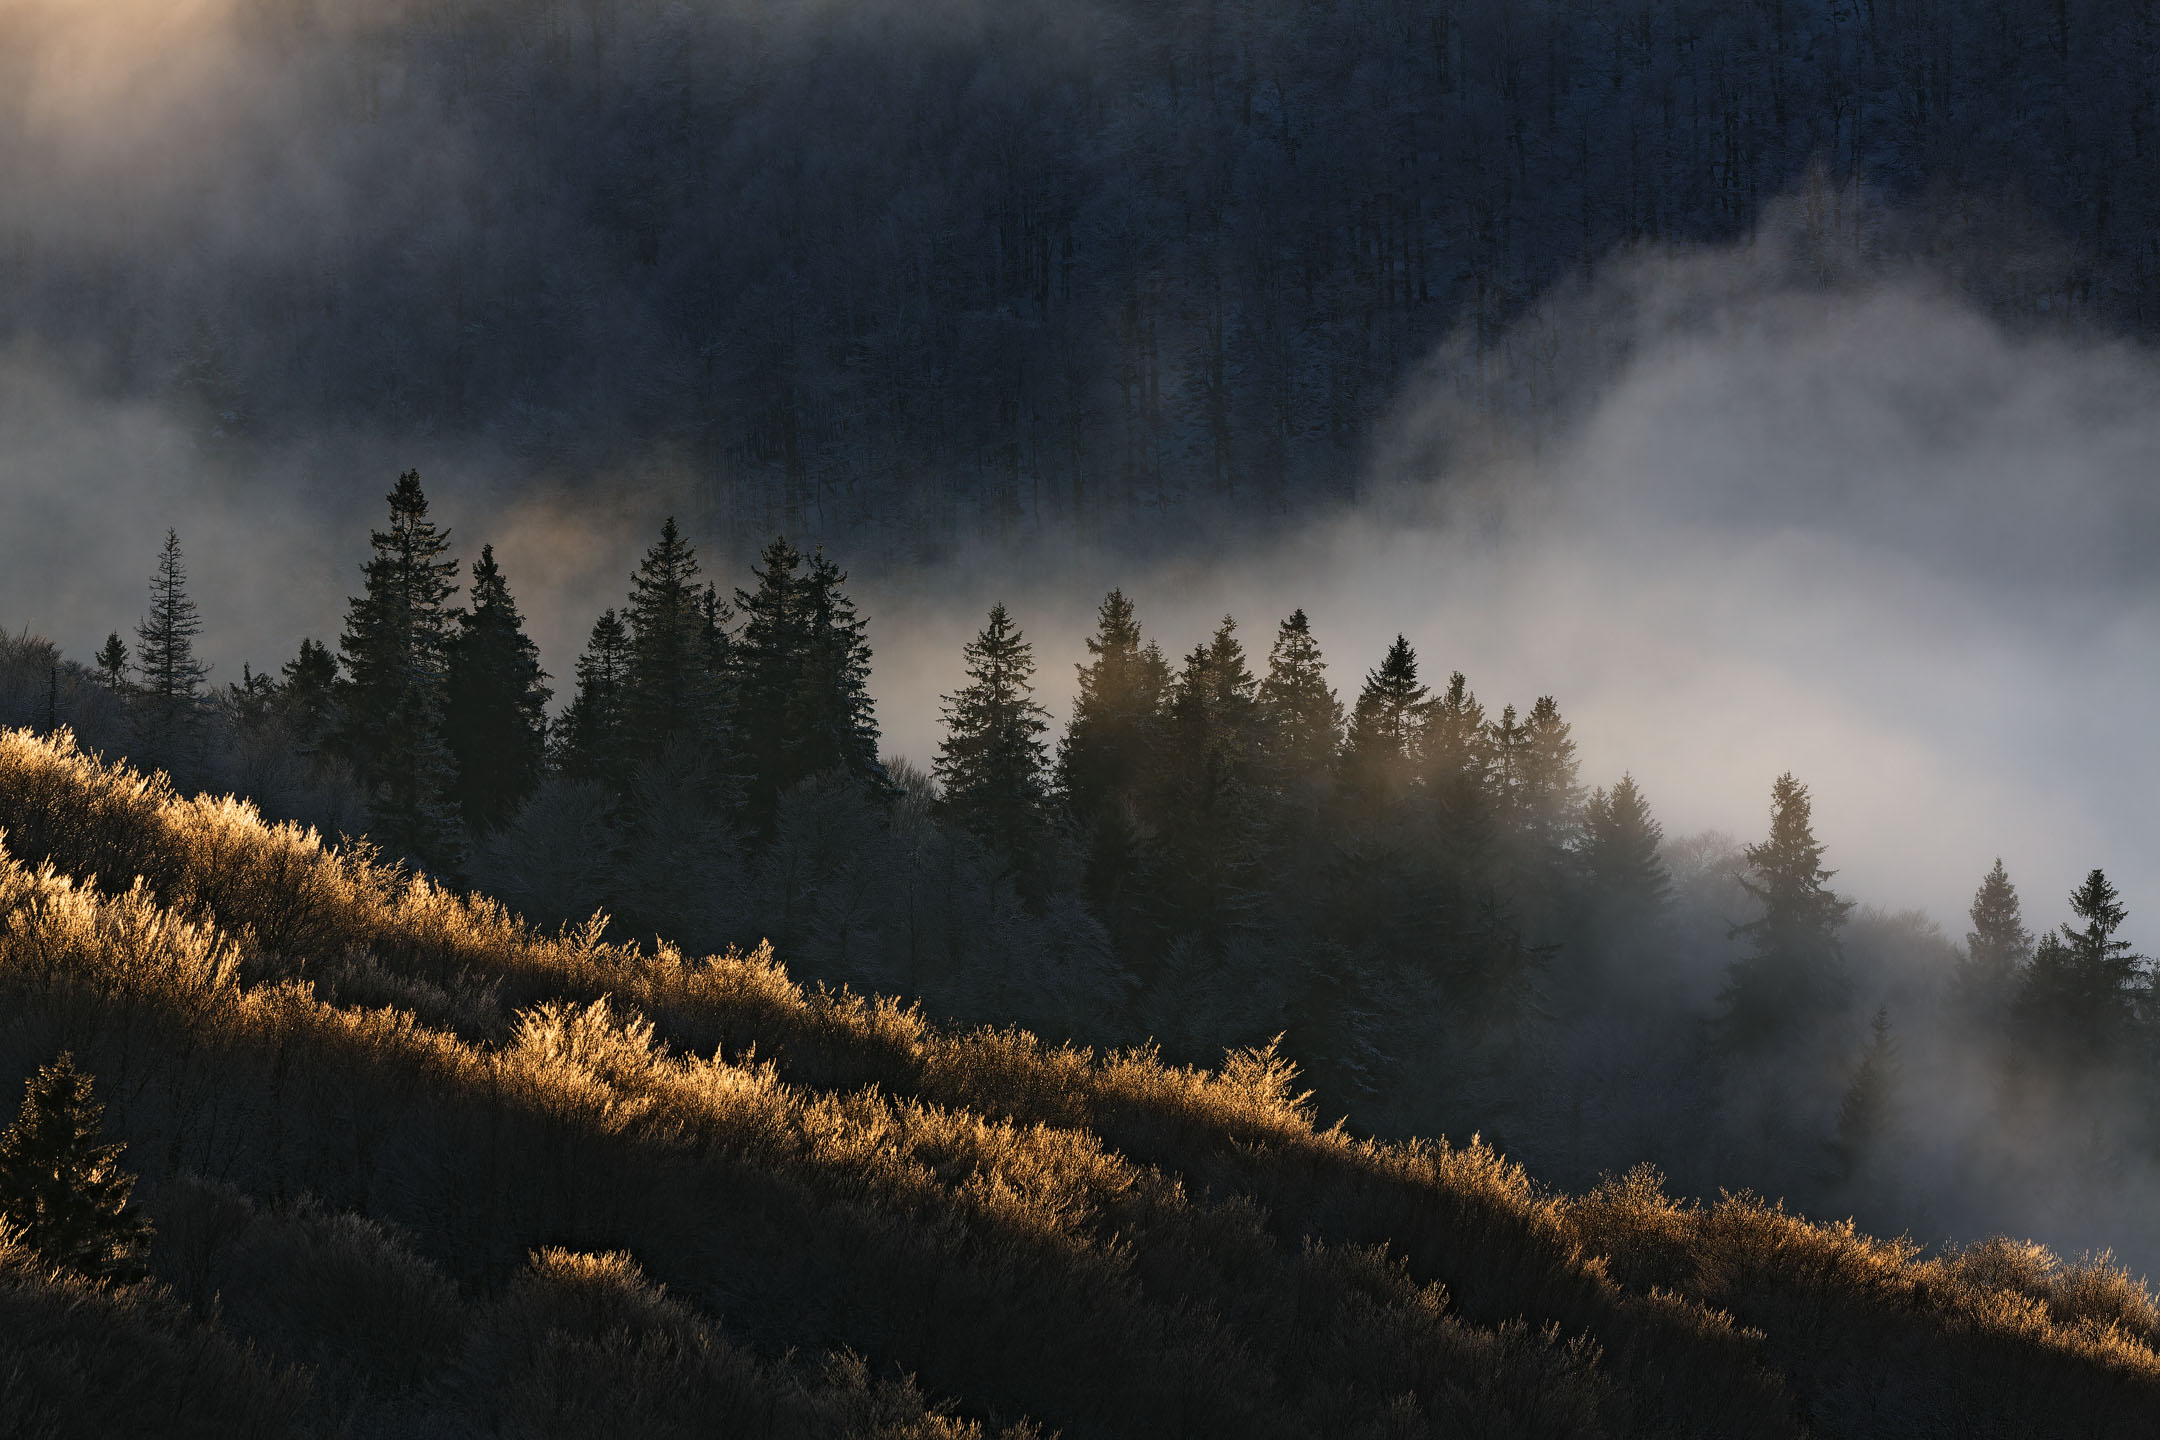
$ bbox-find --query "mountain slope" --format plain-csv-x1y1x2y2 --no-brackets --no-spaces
0,727,2154,1437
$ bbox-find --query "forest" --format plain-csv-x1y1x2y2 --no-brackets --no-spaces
2,480,2160,1432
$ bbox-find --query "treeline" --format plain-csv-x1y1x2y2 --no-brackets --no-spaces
6,0,2159,551
2,724,2159,1437
19,478,2160,1267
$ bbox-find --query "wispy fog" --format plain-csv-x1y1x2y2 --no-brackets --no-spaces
6,223,2157,945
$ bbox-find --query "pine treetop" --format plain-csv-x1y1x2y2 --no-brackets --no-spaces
134,529,210,707
1258,608,1342,781
1584,773,1670,909
936,603,1051,856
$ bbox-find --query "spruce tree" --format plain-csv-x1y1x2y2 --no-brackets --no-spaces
556,609,633,786
732,538,883,835
2016,869,2145,1062
1056,589,1170,830
93,634,129,693
1582,773,1670,916
1721,773,1854,1048
1339,635,1426,804
1516,697,1582,853
1952,859,2032,1022
0,1054,151,1283
1419,670,1495,878
1056,589,1171,924
443,545,551,831
623,518,725,759
936,603,1051,869
1256,608,1343,796
796,548,883,787
1149,618,1266,948
1831,1008,1901,1182
334,471,464,868
278,638,339,755
132,529,210,771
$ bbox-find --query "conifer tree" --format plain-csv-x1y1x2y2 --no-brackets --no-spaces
1057,589,1170,921
0,1054,151,1283
796,548,883,787
224,663,279,733
334,471,464,867
936,603,1051,868
93,633,129,693
1056,589,1170,829
1952,859,2032,1022
443,545,551,831
732,538,883,835
1419,670,1495,876
1832,1008,1901,1181
1150,618,1266,947
132,529,210,770
1721,773,1854,1048
2016,869,2145,1062
278,638,339,754
1516,696,1582,852
1339,635,1426,804
556,609,633,785
623,518,725,759
1582,773,1670,916
1257,609,1342,795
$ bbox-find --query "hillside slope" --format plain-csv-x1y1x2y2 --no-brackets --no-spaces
0,727,2155,1438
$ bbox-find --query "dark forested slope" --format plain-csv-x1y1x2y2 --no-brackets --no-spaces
1,726,2158,1438
4,0,2157,553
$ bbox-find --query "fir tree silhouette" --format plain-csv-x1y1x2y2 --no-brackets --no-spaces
1339,635,1426,805
0,1053,152,1283
444,544,552,831
1721,773,1853,1049
1953,859,2032,1024
335,471,464,869
93,633,129,694
1256,608,1342,797
2016,868,2145,1064
133,529,210,773
936,603,1051,876
623,518,725,760
556,609,633,786
1583,774,1670,916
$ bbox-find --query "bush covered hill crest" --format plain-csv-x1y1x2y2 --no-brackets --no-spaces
0,726,2157,1437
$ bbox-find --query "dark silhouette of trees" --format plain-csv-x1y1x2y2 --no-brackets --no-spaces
1339,635,1426,806
936,603,1051,877
1582,774,1670,919
132,530,210,772
1953,859,2032,1023
556,610,633,786
1832,1008,1901,1182
1057,590,1170,919
1147,618,1266,951
0,1054,151,1283
1256,609,1342,801
335,471,463,868
732,538,883,837
278,638,339,755
1722,773,1854,1049
93,634,129,694
2016,869,2146,1064
623,519,726,764
443,545,551,832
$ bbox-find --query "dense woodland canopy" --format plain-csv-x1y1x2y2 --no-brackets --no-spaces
4,0,2159,555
